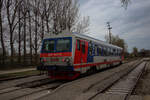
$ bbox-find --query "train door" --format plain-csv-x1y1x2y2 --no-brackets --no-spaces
87,42,94,63
74,39,88,64
80,40,88,63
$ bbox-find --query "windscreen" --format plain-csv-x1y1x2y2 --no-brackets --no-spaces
56,38,71,52
41,37,72,53
42,40,55,53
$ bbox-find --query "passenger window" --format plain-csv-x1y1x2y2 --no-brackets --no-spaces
107,48,109,56
103,47,106,56
81,42,85,53
110,48,112,56
117,49,118,56
101,46,104,56
95,45,98,55
103,47,105,56
77,40,80,50
89,43,93,56
119,50,121,56
97,47,99,55
111,49,113,56
97,47,100,56
105,47,108,56
113,49,116,56
99,48,102,56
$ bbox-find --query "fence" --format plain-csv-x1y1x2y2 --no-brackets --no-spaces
0,55,40,69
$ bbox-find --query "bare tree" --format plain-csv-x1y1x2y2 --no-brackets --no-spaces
51,0,79,34
132,47,138,57
30,0,41,61
27,0,32,63
17,0,23,63
105,34,127,51
0,0,5,64
121,0,130,8
43,0,52,34
5,0,22,62
73,16,90,34
1,0,91,66
21,0,28,63
38,0,47,40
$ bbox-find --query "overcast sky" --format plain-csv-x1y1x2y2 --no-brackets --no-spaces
79,0,150,52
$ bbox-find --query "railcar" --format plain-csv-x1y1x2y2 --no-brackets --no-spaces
37,32,124,80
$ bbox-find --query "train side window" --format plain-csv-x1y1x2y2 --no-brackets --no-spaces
89,42,93,56
103,47,105,56
108,48,110,56
107,47,109,56
117,49,118,56
110,48,112,56
105,47,108,56
103,47,106,56
101,46,103,56
108,48,109,56
81,41,85,53
111,48,113,56
99,47,101,56
77,40,80,50
93,45,95,55
115,49,117,56
95,45,98,55
113,49,115,56
97,47,99,56
119,50,121,56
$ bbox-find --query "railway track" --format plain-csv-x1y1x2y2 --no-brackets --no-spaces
35,59,147,100
0,75,49,90
0,74,57,100
0,59,147,100
0,78,53,94
88,61,147,100
0,77,65,100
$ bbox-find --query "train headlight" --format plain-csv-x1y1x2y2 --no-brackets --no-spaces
40,58,46,63
64,58,70,63
40,58,43,63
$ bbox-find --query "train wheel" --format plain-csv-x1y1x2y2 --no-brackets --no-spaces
120,61,123,65
92,66,97,72
86,66,97,75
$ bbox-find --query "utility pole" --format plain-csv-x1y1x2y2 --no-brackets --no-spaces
107,22,112,44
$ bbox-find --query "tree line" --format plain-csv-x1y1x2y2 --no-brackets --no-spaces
0,0,131,66
105,34,128,51
0,0,89,66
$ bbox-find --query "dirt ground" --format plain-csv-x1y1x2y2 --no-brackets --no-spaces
133,61,150,95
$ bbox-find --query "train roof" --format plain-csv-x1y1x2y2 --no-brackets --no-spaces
44,32,122,50
73,33,122,50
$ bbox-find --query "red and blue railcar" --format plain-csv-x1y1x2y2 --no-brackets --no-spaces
37,32,124,80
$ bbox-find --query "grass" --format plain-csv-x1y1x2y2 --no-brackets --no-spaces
0,64,36,70
0,70,41,80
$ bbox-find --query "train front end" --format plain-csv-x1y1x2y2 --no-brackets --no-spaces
37,36,79,80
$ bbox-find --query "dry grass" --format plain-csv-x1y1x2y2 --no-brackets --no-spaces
0,70,40,80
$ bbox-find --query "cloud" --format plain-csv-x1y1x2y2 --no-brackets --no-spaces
79,0,150,52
